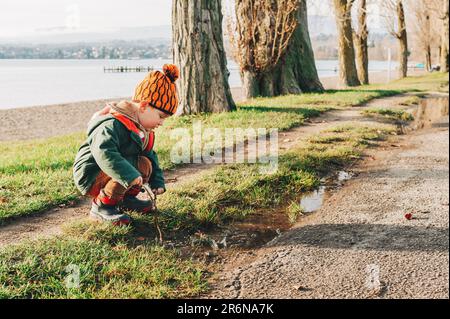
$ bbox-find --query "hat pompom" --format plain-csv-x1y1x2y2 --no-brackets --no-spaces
163,64,179,83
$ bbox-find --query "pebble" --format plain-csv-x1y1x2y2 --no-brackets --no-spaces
293,285,308,291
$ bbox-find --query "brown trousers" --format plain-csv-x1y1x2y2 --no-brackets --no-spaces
88,156,152,201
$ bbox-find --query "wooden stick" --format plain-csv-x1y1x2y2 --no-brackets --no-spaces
142,184,163,244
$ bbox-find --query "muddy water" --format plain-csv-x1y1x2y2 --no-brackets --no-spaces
214,170,357,249
299,170,354,214
338,170,354,182
300,186,326,213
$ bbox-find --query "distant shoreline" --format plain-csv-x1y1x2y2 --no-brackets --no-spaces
0,59,405,110
0,69,426,142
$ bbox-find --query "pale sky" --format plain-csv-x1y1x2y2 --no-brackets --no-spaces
0,0,383,39
0,0,172,37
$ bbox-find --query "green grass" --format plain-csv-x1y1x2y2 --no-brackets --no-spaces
362,108,415,122
154,107,312,169
0,123,395,298
240,88,401,109
0,133,84,221
0,72,447,222
367,72,449,92
286,201,304,224
399,95,421,106
0,235,206,298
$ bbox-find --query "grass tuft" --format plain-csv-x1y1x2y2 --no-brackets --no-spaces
363,108,415,122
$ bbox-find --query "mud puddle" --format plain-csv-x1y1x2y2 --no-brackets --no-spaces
300,186,326,213
167,169,357,266
300,170,355,213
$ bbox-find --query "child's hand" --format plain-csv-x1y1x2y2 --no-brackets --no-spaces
152,188,165,195
130,176,143,187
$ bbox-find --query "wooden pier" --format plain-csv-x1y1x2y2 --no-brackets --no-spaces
103,66,154,73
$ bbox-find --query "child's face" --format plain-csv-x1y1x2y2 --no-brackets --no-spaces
137,103,170,130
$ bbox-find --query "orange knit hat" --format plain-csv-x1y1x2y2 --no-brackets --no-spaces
133,64,179,115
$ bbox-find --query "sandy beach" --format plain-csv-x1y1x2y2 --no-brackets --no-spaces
0,70,426,142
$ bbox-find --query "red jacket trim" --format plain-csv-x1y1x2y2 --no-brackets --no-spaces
111,112,154,152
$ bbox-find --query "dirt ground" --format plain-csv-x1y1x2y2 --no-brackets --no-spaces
208,98,449,299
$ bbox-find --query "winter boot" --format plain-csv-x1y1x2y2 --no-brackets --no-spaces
90,190,131,226
120,185,154,214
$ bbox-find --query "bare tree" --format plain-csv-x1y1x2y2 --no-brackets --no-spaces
424,0,449,72
172,0,236,114
441,0,450,72
382,0,408,78
353,0,369,84
333,0,361,87
409,0,443,72
230,0,323,98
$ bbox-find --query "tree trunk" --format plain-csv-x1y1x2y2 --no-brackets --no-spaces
172,0,236,114
353,0,369,84
425,45,432,72
238,0,323,98
334,0,361,87
441,0,449,72
441,38,449,72
396,0,408,78
242,71,260,97
276,0,324,94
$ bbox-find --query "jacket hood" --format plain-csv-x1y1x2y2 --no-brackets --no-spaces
86,101,152,151
87,113,116,136
87,101,143,136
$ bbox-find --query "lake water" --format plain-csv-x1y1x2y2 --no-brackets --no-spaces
0,59,398,109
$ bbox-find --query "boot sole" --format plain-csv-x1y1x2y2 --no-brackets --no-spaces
89,211,131,226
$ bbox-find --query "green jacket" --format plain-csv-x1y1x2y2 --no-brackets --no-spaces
73,114,165,195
